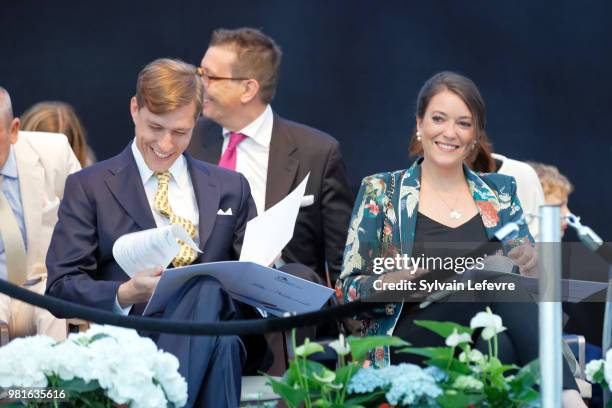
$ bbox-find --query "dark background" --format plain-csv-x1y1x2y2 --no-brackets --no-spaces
1,0,610,239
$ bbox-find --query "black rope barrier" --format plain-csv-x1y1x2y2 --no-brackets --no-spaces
0,279,382,335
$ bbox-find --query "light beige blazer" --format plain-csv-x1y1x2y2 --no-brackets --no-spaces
13,131,81,281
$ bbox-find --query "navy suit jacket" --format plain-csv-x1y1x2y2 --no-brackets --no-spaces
45,144,257,316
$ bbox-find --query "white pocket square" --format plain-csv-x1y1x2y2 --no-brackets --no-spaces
217,208,233,216
300,195,315,208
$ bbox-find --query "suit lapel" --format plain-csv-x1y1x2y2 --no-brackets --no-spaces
13,137,44,262
187,118,224,165
265,115,299,209
398,160,422,257
105,146,156,231
465,168,503,240
186,154,220,252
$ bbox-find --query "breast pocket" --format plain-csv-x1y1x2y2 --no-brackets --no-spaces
214,215,236,227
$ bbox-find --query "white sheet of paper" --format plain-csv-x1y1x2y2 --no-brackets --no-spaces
112,225,200,277
143,261,334,316
239,173,310,266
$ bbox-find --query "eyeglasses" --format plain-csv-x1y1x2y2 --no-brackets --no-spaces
197,67,249,85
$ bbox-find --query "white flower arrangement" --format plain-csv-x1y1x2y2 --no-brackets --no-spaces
0,324,187,408
470,307,507,341
586,348,612,391
445,328,472,347
270,307,540,408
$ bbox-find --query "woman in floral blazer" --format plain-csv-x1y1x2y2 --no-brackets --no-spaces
336,71,537,368
336,158,532,367
336,71,585,407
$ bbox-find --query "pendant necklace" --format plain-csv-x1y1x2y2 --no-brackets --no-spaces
423,174,463,220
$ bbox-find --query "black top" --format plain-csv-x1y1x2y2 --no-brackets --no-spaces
393,212,490,348
411,212,489,264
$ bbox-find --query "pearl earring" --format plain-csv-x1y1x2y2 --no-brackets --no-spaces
416,131,422,142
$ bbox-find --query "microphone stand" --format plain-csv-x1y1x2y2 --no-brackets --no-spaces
566,213,612,405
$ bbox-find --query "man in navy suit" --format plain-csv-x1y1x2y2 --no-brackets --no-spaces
45,58,255,407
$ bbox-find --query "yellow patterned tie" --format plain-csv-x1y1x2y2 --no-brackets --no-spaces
154,171,198,267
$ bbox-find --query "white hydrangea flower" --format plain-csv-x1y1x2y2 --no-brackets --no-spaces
0,324,188,407
445,329,472,347
45,339,94,382
585,359,604,383
153,351,188,406
0,335,55,387
604,349,612,388
470,307,507,340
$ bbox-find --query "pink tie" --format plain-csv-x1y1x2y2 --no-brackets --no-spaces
218,132,248,170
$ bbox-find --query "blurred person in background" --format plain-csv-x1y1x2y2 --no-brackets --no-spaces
528,162,573,237
0,87,81,341
21,101,95,167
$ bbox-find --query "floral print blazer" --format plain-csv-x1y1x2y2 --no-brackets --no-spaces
336,158,533,367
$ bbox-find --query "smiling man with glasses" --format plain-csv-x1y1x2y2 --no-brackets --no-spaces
189,27,353,289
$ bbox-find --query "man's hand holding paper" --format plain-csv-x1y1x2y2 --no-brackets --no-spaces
117,266,163,308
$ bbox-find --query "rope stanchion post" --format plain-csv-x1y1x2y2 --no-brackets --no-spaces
539,205,562,408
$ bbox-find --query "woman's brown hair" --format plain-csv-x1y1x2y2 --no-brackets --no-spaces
408,71,496,173
21,101,90,167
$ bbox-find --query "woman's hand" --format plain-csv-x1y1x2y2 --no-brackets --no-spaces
508,243,538,276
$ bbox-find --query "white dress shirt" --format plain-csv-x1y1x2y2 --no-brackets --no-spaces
115,141,200,314
131,141,199,242
222,105,273,214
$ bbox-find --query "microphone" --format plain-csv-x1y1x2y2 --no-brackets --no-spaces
567,213,612,265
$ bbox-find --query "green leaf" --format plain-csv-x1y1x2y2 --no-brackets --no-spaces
265,376,307,407
397,346,453,360
345,389,386,406
514,359,540,385
483,357,517,390
508,359,541,402
88,333,112,343
510,388,540,405
437,390,485,408
483,384,508,403
414,320,473,338
312,399,332,408
283,361,302,386
302,359,330,377
335,363,359,385
58,377,101,393
347,335,409,363
426,358,472,375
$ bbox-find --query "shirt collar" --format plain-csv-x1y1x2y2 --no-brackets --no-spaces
0,145,18,179
130,139,189,188
222,104,273,147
